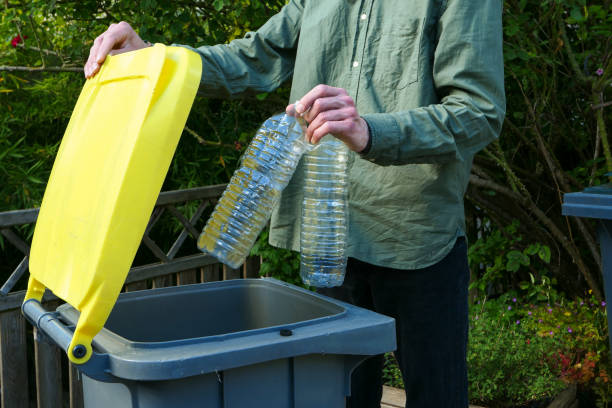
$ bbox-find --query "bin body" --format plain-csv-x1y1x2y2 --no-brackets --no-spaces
55,278,396,408
81,354,349,408
563,189,612,356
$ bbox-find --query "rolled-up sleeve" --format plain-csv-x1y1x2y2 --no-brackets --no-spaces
361,0,506,165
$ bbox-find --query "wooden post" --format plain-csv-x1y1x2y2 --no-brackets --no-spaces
69,362,84,408
125,280,148,292
34,326,63,408
243,255,261,279
0,309,30,408
153,274,173,289
223,264,242,281
177,269,197,286
201,264,220,282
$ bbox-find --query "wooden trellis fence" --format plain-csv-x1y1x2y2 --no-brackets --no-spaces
0,184,261,408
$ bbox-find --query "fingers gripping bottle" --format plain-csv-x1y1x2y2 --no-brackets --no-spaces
300,135,349,287
198,113,310,268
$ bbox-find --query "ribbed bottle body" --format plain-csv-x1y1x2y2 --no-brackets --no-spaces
300,136,349,287
198,114,309,268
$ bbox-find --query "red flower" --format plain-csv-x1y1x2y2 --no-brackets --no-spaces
10,35,27,48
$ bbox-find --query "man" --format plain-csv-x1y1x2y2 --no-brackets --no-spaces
85,1,505,406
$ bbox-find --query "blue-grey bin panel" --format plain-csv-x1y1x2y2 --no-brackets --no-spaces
562,191,612,220
55,278,396,408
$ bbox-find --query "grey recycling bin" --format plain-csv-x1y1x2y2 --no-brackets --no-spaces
24,278,396,408
563,184,612,356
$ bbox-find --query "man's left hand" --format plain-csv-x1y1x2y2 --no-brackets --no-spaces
286,85,369,153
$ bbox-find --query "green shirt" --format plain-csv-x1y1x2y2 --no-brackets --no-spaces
180,0,506,269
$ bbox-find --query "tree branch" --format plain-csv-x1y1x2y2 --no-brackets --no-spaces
0,65,82,73
184,126,234,148
557,16,590,85
592,100,612,110
470,174,603,300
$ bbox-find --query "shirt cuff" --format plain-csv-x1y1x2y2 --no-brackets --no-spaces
359,118,372,155
360,113,402,165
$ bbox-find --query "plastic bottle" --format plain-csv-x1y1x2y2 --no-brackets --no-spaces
198,113,310,268
300,135,349,287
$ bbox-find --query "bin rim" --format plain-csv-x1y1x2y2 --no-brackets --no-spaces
58,278,348,349
54,278,397,382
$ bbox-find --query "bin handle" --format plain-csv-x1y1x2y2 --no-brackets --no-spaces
22,299,113,382
23,299,73,350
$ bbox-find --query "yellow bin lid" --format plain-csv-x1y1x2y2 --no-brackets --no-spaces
24,44,201,364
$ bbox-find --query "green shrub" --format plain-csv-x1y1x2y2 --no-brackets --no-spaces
468,293,611,407
382,353,404,389
468,220,558,304
250,228,302,286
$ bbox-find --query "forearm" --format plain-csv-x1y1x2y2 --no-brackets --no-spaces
361,91,505,165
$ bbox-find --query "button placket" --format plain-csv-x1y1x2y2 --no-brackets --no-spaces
349,0,374,100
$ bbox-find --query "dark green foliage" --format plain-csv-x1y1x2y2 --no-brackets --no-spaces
468,219,559,303
250,228,302,286
0,0,288,213
468,293,611,407
466,0,612,300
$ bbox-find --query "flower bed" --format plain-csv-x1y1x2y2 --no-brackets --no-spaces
383,292,611,407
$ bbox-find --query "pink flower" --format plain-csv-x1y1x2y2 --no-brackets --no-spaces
568,328,573,333
596,68,604,76
10,35,26,48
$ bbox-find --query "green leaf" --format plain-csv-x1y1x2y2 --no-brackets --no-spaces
525,244,539,256
507,258,520,272
213,0,225,11
570,6,585,22
505,22,520,37
538,246,551,263
28,176,45,184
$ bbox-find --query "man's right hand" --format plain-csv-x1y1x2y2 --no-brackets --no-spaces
84,22,148,79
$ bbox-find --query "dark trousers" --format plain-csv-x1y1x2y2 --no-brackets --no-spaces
319,237,469,408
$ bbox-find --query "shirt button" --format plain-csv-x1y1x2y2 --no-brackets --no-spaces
360,13,367,20
352,61,359,68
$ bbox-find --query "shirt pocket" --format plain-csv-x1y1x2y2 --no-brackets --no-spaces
371,18,422,90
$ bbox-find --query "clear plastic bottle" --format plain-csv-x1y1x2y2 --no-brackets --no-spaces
300,135,349,287
198,113,310,268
